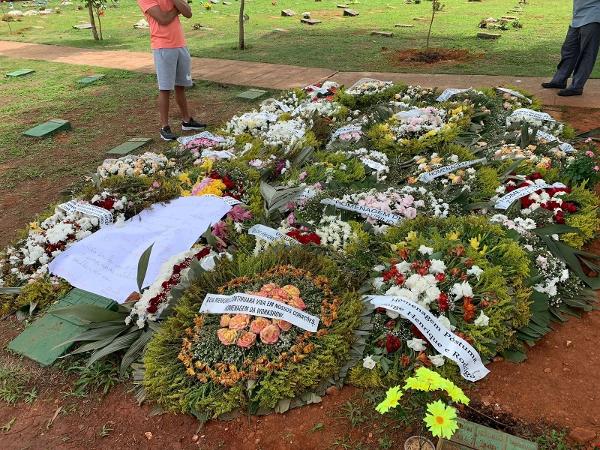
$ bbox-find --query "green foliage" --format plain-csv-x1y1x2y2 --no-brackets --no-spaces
0,362,34,404
563,183,600,248
66,359,121,397
0,276,70,317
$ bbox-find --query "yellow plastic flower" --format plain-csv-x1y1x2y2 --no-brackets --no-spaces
199,158,214,173
414,367,446,391
178,172,192,185
375,386,403,414
440,379,470,405
406,231,418,242
180,189,191,197
446,231,460,241
469,236,480,251
424,400,458,439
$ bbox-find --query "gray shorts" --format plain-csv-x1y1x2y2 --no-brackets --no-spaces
152,47,193,91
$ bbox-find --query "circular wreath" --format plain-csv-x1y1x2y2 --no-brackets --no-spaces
350,215,532,387
143,247,364,419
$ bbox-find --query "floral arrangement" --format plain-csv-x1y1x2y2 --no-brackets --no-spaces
96,152,175,180
345,78,393,96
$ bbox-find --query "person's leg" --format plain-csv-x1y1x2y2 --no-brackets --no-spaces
153,49,177,137
174,86,190,123
175,48,206,130
159,90,171,128
544,26,581,87
570,22,600,91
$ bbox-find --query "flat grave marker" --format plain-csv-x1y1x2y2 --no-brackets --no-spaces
23,119,71,138
6,69,35,78
437,419,537,450
77,74,105,85
107,137,152,155
237,89,268,100
301,18,322,25
72,23,92,29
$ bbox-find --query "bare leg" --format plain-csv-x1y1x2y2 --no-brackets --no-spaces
175,85,191,123
158,90,171,128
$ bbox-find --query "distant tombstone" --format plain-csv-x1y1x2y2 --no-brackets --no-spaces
237,89,268,100
209,0,219,3
395,23,414,28
23,119,71,138
223,1,230,4
272,28,289,33
371,30,394,37
6,68,35,77
337,3,349,7
343,8,359,16
477,31,501,39
281,9,295,16
107,137,153,156
302,11,311,18
77,74,105,85
72,23,92,29
301,18,322,25
437,419,537,450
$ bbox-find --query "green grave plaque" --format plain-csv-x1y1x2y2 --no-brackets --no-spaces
107,137,153,156
6,69,35,78
8,289,116,366
437,419,537,450
23,119,71,138
78,74,105,85
237,89,268,100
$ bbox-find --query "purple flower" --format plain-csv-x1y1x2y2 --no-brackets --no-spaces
227,205,252,222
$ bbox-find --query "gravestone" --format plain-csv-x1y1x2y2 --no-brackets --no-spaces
477,32,501,39
343,8,359,16
281,9,295,16
337,4,349,7
395,23,415,28
237,89,268,100
72,23,92,29
6,69,35,77
107,137,152,156
77,74,105,85
8,289,116,366
223,1,230,4
301,18,321,25
437,419,537,450
371,30,394,37
23,119,71,138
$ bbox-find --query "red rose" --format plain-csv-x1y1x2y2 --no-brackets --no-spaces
435,273,446,282
438,292,449,312
385,320,396,330
385,334,402,353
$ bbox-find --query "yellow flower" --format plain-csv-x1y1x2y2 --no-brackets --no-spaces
409,367,446,391
199,158,214,173
441,380,470,405
406,231,418,242
469,236,480,251
446,231,460,241
424,400,458,439
178,173,192,185
29,222,41,231
479,244,488,256
181,189,191,197
375,386,403,414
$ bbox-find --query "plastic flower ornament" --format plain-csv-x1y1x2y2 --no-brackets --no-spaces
404,367,446,392
424,400,459,438
375,386,403,414
441,380,470,405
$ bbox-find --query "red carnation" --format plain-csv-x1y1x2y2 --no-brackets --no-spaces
435,272,446,282
438,292,449,312
385,334,402,354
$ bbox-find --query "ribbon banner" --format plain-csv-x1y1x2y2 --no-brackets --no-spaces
248,224,299,246
436,88,472,102
295,186,319,202
494,182,566,210
202,195,242,207
177,131,227,146
495,87,532,104
57,200,113,228
330,125,363,141
419,158,487,183
536,130,575,153
366,295,489,381
508,108,555,123
320,198,402,225
200,293,319,332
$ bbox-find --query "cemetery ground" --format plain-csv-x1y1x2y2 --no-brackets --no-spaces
1,55,600,449
2,0,600,79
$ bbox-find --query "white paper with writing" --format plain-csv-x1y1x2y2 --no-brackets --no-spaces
366,295,489,381
200,293,319,332
49,196,233,302
495,87,532,104
494,182,566,210
419,158,487,183
508,108,555,123
248,224,299,245
436,88,471,102
320,198,402,225
57,200,113,228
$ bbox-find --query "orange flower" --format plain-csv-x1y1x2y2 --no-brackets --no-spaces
217,328,238,346
220,314,231,327
287,296,306,310
463,297,476,322
417,352,432,367
237,331,257,349
228,314,250,330
274,319,293,332
250,317,271,334
282,285,301,297
260,324,281,344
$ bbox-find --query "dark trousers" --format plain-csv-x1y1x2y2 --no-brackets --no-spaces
551,22,600,90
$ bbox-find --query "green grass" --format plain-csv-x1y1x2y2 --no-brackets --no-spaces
0,360,36,404
0,0,596,78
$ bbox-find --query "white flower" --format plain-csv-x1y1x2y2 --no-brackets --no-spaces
560,269,569,282
429,354,445,367
385,286,418,303
451,281,473,300
407,338,427,352
405,274,437,295
429,259,446,274
466,265,484,280
362,355,376,370
395,261,412,273
437,315,456,331
373,265,386,272
418,245,434,255
372,277,385,290
474,311,490,327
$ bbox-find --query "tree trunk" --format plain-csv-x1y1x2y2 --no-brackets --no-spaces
426,0,437,49
238,0,245,50
96,7,103,40
88,2,99,41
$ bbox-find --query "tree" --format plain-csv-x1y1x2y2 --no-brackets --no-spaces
82,0,114,41
238,0,246,50
426,0,443,48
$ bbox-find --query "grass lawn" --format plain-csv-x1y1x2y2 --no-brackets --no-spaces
0,0,595,78
0,56,261,246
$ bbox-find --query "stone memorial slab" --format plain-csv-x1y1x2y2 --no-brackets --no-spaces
371,30,394,37
337,4,349,7
343,8,359,16
281,9,295,16
6,69,35,78
72,23,92,29
107,137,152,156
478,32,502,39
23,119,71,137
395,23,414,28
437,419,537,450
8,289,116,366
77,74,105,85
237,89,268,100
301,18,321,25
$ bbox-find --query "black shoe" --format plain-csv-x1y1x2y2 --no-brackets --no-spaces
541,81,567,89
160,126,178,141
181,117,207,131
557,88,583,97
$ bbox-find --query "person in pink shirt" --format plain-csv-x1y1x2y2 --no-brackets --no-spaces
137,0,206,140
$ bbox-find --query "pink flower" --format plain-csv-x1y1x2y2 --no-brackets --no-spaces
236,331,257,348
404,207,417,219
250,317,271,334
287,296,306,310
228,314,250,330
274,319,292,332
212,221,228,240
220,314,231,327
228,205,252,222
152,181,161,188
217,328,238,346
586,150,595,157
260,324,281,344
401,195,415,207
594,166,600,172
286,212,296,226
298,171,308,181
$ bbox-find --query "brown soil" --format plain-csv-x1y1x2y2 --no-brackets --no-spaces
389,48,479,66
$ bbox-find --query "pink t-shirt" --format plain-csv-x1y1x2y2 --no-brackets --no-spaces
137,0,186,49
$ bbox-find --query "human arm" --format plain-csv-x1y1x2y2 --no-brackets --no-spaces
144,5,180,25
173,0,192,18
